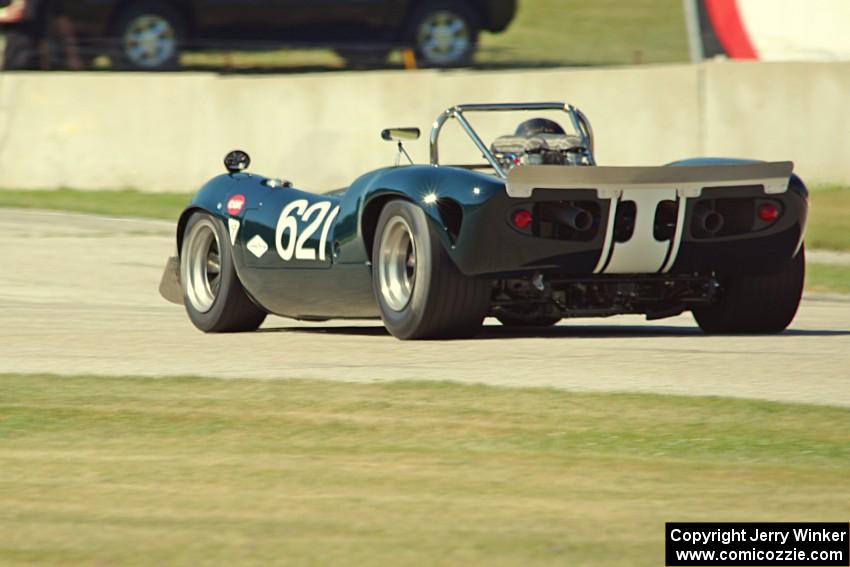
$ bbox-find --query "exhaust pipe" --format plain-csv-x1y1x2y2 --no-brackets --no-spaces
694,207,724,235
542,205,593,232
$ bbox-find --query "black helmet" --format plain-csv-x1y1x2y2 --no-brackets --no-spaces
514,118,565,138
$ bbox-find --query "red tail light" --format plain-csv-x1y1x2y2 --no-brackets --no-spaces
512,209,533,229
758,202,779,223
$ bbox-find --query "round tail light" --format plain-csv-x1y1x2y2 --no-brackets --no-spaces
758,202,780,223
512,209,533,229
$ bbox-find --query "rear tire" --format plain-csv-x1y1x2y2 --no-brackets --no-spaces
693,246,805,334
180,212,266,333
372,200,490,339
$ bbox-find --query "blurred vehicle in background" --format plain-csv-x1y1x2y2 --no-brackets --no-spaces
1,0,34,69
1,0,516,70
1,0,81,69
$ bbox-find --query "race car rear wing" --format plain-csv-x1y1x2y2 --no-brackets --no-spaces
506,162,794,198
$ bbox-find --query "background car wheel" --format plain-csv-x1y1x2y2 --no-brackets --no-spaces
404,1,479,67
111,1,184,70
372,200,490,339
693,246,805,334
180,212,266,333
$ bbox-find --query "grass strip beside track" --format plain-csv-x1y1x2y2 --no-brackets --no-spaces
807,263,850,294
1,374,849,566
806,186,850,251
0,188,193,221
1,187,848,293
476,0,688,67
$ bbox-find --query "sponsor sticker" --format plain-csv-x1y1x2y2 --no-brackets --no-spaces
226,194,246,216
228,218,240,246
247,235,268,259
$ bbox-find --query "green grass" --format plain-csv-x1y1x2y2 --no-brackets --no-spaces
477,0,689,67
807,263,850,294
175,0,689,71
1,374,848,566
807,186,850,251
0,188,192,221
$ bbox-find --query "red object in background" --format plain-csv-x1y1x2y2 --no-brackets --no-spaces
226,194,246,216
512,209,533,229
0,0,26,24
758,202,780,223
704,0,758,59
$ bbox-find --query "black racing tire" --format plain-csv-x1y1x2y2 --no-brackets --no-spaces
403,0,479,67
180,212,266,333
693,246,805,334
110,1,185,70
496,314,561,328
372,200,490,339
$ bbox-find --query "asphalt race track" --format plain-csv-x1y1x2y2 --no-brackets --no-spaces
2,210,849,407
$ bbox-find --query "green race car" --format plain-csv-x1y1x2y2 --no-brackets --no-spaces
161,102,807,339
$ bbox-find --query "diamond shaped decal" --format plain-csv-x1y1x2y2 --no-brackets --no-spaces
247,235,268,258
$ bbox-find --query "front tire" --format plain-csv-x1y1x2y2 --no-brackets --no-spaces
180,212,266,333
372,200,490,339
693,246,805,334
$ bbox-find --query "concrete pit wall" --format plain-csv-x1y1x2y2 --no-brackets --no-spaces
0,61,847,192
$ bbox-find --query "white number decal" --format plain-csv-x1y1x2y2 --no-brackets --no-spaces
276,199,307,261
295,201,330,260
317,206,340,261
275,198,340,262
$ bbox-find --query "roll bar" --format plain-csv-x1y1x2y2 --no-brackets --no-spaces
429,102,596,179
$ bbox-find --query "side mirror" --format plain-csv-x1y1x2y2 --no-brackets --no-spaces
381,128,420,142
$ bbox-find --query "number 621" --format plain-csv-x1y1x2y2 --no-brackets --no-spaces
275,199,340,261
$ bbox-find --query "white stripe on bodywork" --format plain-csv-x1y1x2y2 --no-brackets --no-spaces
593,192,621,273
660,197,688,273
603,188,678,274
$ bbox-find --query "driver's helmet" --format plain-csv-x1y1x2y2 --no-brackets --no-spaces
514,118,565,138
